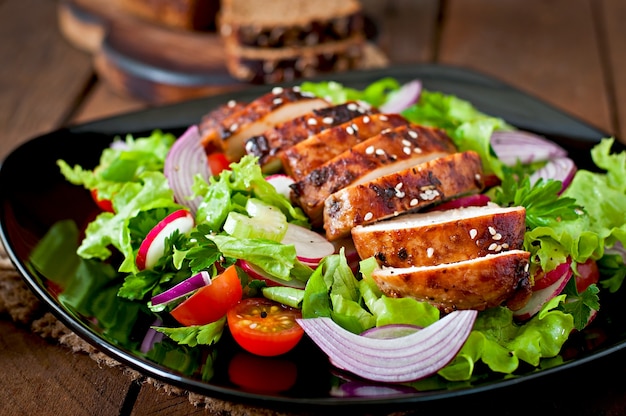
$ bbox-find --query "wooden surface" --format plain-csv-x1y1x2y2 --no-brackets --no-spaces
1,0,625,414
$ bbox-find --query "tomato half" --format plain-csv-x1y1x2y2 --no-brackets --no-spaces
226,297,304,357
90,189,114,213
575,259,600,293
207,152,231,176
171,265,243,326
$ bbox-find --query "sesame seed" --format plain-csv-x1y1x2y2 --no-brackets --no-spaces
469,229,478,239
347,103,358,111
272,86,284,94
524,263,529,272
395,190,405,198
408,130,418,139
346,126,355,135
365,145,375,155
488,243,498,251
375,148,385,156
493,233,502,241
475,173,482,182
402,139,411,147
351,123,359,132
307,118,318,125
227,99,237,108
229,123,239,132
273,98,283,105
393,211,400,216
395,183,403,189
502,243,509,249
410,198,419,206
364,212,373,221
414,147,423,153
427,247,434,257
381,128,391,134
403,147,411,155
379,115,388,121
362,115,370,124
322,117,334,124
488,226,496,235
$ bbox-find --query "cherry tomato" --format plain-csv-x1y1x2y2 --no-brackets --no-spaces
207,152,231,176
575,259,600,293
90,189,114,213
171,265,243,326
228,352,298,393
227,297,304,357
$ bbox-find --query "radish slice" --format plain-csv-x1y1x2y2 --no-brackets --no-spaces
513,265,573,321
532,260,572,291
151,271,212,306
297,310,477,383
265,174,296,199
237,259,306,289
361,324,422,340
281,223,335,267
163,125,212,215
491,130,568,166
529,156,577,192
136,209,195,270
379,80,422,113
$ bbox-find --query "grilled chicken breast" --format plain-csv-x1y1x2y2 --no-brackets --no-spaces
292,124,457,227
244,101,374,173
200,86,330,162
198,100,248,154
281,113,410,181
371,249,532,312
351,204,526,268
323,150,484,240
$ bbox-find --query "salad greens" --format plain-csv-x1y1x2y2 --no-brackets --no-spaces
56,77,626,384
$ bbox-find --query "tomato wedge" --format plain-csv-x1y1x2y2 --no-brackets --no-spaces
575,258,600,293
171,265,242,326
207,152,231,176
227,297,304,357
90,189,114,213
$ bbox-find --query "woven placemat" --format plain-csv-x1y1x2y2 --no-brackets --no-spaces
0,241,304,415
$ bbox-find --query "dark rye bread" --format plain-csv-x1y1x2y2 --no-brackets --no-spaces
218,0,366,83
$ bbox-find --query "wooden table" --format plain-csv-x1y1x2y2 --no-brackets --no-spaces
1,0,625,414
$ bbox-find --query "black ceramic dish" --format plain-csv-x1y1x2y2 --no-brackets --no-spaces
2,64,625,415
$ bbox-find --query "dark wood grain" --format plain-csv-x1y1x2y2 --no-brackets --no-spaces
1,0,626,414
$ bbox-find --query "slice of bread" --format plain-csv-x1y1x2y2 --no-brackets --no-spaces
351,204,526,268
217,0,366,83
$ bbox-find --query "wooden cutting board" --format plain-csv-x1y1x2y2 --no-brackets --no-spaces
57,0,248,104
57,0,389,105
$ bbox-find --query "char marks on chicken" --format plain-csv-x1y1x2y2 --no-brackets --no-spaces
244,101,375,173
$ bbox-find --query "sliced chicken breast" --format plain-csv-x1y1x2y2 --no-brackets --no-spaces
292,124,457,227
244,101,374,173
351,204,526,268
323,150,484,240
200,86,330,162
371,249,532,312
281,113,410,181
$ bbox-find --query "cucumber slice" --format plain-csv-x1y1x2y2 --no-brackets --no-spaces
223,198,287,241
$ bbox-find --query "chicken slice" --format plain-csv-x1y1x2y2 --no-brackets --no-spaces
323,150,484,240
200,86,330,162
244,101,374,173
371,249,532,312
281,113,409,181
292,124,457,227
351,204,526,268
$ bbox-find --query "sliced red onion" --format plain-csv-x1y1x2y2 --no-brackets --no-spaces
528,156,577,192
361,324,422,340
332,381,417,397
297,310,477,383
151,270,212,306
430,193,491,211
491,130,568,166
140,318,164,353
163,125,212,215
379,80,422,114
